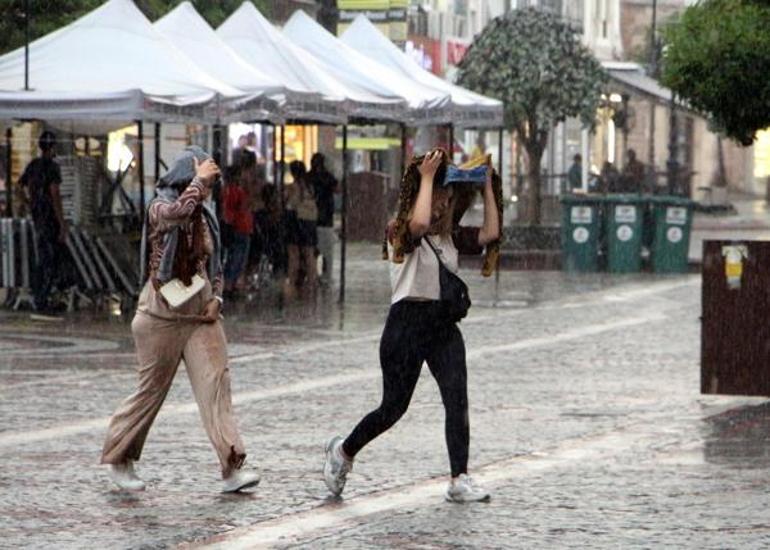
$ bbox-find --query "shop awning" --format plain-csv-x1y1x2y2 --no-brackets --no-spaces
603,62,673,103
341,15,503,128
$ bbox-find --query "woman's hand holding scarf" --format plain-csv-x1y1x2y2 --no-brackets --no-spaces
194,157,221,188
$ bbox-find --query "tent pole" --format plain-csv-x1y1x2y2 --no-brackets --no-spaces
279,124,285,209
136,120,145,224
498,127,504,177
5,127,12,216
154,123,161,184
497,126,504,287
272,124,278,186
400,123,407,176
448,123,454,159
24,0,30,91
212,124,223,167
339,125,348,304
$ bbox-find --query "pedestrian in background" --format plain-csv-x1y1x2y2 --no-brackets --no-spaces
230,134,248,169
599,161,620,193
284,160,318,296
567,153,582,192
259,182,285,277
101,146,259,494
323,149,500,503
19,131,67,313
245,163,267,288
308,153,337,287
223,156,253,295
622,149,645,193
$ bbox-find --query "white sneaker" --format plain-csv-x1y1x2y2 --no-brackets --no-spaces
109,460,146,491
445,474,490,503
222,468,261,493
323,436,353,496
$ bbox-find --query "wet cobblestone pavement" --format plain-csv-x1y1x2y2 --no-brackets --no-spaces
1,244,768,549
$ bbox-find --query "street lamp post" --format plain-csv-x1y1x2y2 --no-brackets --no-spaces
648,0,658,182
24,0,30,91
666,90,679,196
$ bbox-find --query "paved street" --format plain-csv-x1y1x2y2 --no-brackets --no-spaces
1,244,768,549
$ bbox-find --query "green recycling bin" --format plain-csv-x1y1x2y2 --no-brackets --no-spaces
560,195,604,272
649,196,695,273
604,195,645,273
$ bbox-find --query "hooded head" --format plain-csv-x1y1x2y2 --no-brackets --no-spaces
157,145,212,190
311,152,325,171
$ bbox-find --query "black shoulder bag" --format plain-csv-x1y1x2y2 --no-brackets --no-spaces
425,236,471,323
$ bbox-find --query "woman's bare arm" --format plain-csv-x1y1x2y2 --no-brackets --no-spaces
478,168,500,246
408,151,442,238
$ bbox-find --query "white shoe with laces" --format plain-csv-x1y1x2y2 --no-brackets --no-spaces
222,468,261,493
323,436,353,496
109,460,146,491
445,474,490,503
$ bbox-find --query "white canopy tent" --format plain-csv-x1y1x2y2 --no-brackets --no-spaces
217,2,405,124
283,11,451,126
340,15,503,129
0,0,253,128
155,1,314,124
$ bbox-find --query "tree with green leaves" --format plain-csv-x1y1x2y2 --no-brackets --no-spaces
457,8,606,225
661,0,770,146
0,0,273,56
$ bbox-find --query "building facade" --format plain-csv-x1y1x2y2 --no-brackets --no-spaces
402,0,763,205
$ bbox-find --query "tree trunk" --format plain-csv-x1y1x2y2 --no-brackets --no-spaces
525,146,544,225
715,135,728,188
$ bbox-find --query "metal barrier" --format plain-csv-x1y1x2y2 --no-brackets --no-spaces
1,217,138,311
0,218,34,309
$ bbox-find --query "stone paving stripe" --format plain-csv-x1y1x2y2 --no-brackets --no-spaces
0,333,121,355
0,371,375,448
0,369,133,391
195,425,659,549
0,310,669,449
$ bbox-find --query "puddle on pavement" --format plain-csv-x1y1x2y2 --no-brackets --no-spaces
703,402,770,468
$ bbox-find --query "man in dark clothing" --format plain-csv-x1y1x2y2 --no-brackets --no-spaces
308,153,338,286
567,154,582,192
19,131,67,312
621,149,646,193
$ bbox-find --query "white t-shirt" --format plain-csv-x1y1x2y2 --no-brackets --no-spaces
389,234,459,304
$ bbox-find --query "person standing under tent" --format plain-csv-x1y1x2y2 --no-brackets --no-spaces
323,149,500,503
284,160,318,296
223,157,253,295
101,146,259,494
19,131,67,313
308,153,338,288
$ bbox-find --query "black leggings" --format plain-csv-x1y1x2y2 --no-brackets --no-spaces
342,301,470,477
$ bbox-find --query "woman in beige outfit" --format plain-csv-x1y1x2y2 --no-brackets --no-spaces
101,146,259,493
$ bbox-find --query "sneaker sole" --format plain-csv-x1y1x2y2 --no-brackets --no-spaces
444,492,491,503
112,482,146,492
222,478,261,493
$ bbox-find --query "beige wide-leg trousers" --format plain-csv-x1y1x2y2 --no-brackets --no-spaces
101,281,246,478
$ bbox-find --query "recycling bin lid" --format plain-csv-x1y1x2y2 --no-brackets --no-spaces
647,195,695,207
560,194,608,205
602,193,648,204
